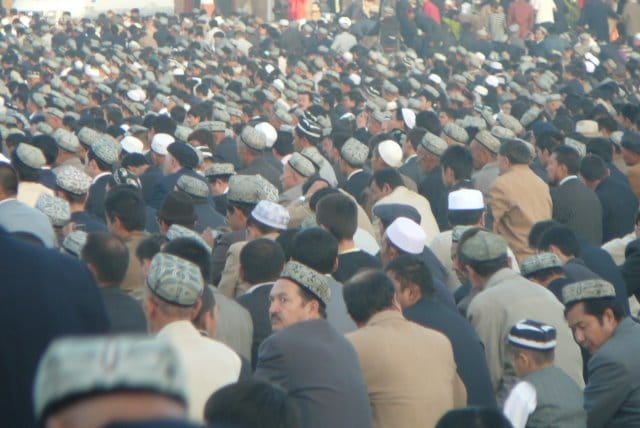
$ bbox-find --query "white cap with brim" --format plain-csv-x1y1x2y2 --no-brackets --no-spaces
386,217,426,255
151,133,175,155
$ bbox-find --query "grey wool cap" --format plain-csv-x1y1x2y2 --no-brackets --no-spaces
35,194,71,227
280,260,331,307
288,152,316,178
55,166,92,195
16,143,46,169
146,252,204,307
562,279,617,306
227,175,279,204
473,130,501,154
176,175,209,199
89,136,120,166
166,224,212,254
340,138,369,167
420,132,447,156
240,126,267,151
53,129,80,153
60,230,88,258
204,163,236,178
458,230,507,261
520,252,563,277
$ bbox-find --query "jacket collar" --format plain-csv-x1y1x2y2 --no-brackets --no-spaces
485,267,518,289
365,309,404,327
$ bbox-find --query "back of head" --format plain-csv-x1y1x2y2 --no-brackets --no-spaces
239,238,286,284
528,220,559,249
315,193,357,241
552,145,581,175
81,232,129,285
372,167,403,190
152,114,177,136
436,407,513,428
0,162,18,196
343,270,396,325
104,187,146,232
291,227,338,274
384,254,434,298
586,138,613,162
416,111,442,135
163,237,212,284
440,145,473,181
204,380,299,428
158,191,196,228
538,225,580,257
580,155,608,182
499,139,531,164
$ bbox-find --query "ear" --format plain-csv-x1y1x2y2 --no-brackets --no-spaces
190,299,203,321
239,266,246,282
332,257,339,274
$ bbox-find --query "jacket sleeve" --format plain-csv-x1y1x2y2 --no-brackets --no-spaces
254,337,290,391
585,353,631,428
488,181,510,234
216,244,242,298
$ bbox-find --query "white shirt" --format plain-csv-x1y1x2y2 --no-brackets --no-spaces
503,380,537,428
91,171,111,185
347,168,363,180
531,0,556,24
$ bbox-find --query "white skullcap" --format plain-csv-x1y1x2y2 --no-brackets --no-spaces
386,217,426,255
448,188,484,210
474,85,489,97
485,75,500,88
151,133,175,155
255,122,278,148
120,136,144,154
378,140,403,168
338,16,352,29
127,88,146,102
401,108,416,129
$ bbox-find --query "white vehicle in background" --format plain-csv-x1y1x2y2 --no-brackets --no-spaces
13,0,174,18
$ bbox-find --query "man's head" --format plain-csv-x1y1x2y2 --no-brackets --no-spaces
0,162,18,200
537,225,580,261
563,279,624,354
269,261,330,331
497,139,531,174
34,336,187,428
315,193,357,242
291,227,339,274
469,130,500,170
381,217,426,264
621,131,640,166
280,153,315,190
143,252,204,334
104,187,146,236
246,200,290,240
163,142,199,175
416,132,446,174
369,167,403,203
440,145,473,188
457,228,509,289
579,154,608,189
520,252,565,286
81,232,129,287
343,270,397,326
239,238,286,285
447,188,485,228
384,255,434,309
507,319,557,378
546,145,580,185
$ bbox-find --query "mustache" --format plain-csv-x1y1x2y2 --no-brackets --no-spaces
270,313,281,322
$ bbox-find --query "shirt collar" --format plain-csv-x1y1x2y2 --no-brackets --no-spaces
245,281,274,294
347,168,363,180
559,175,578,186
91,171,111,184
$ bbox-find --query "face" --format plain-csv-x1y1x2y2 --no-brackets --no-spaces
388,271,415,309
497,154,510,175
280,163,298,190
622,147,640,166
442,166,456,188
565,302,617,354
546,153,563,184
298,94,311,110
269,279,316,330
226,205,246,231
369,180,386,203
162,153,176,175
469,140,486,169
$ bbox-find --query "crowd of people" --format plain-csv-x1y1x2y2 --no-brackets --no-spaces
2,0,640,427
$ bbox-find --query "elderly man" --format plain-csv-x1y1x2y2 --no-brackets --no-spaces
255,261,372,428
563,279,640,428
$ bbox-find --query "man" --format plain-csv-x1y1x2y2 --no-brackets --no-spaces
339,137,371,205
0,162,56,247
508,0,535,37
54,166,107,233
331,17,357,53
51,129,83,173
149,141,207,210
547,145,603,245
316,193,381,283
385,255,496,408
81,232,146,333
237,239,286,368
175,175,225,232
0,222,109,428
563,279,640,427
621,131,640,198
204,163,235,216
399,127,426,185
104,187,147,299
441,145,474,195
12,143,54,207
33,336,194,428
458,229,584,402
141,133,173,205
370,167,440,242
417,132,449,231
290,227,357,334
344,270,467,427
254,261,372,428
144,252,241,422
489,139,552,262
85,136,120,220
279,152,316,205
470,130,502,199
520,252,573,302
580,155,637,243
237,125,282,191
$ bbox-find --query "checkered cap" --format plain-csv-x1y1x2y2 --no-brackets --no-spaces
147,252,204,306
280,261,331,306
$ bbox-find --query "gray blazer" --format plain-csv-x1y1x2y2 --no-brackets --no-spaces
255,319,372,428
585,317,640,428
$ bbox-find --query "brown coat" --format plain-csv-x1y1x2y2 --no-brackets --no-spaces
489,164,552,262
347,310,467,428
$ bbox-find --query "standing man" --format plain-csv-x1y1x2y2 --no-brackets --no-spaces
563,279,640,427
255,261,372,428
508,0,535,38
489,139,552,262
85,136,120,220
237,126,282,191
417,132,449,231
546,145,603,245
344,270,466,427
339,138,371,206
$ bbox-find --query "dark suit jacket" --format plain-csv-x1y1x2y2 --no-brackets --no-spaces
237,283,273,369
211,229,247,285
212,194,228,216
341,169,372,206
419,166,448,231
403,297,497,408
595,177,637,243
99,286,147,333
255,319,372,428
398,155,422,186
148,168,208,209
551,178,603,245
238,157,282,192
70,211,107,233
0,229,110,428
38,168,57,190
333,250,381,283
215,136,241,169
193,200,226,232
140,164,163,205
85,173,111,221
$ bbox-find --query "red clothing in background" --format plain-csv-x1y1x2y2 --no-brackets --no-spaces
423,1,442,24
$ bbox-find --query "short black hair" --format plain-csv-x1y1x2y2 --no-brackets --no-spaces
536,130,563,154
440,145,473,181
564,297,624,323
81,232,129,284
416,110,442,135
135,233,166,262
586,138,613,162
499,139,531,164
384,255,434,297
580,155,608,181
372,167,403,190
436,407,513,428
204,380,299,428
32,134,58,164
104,187,146,232
447,209,484,227
163,237,211,284
291,227,338,274
316,193,357,241
0,162,18,195
552,145,581,175
538,225,580,257
152,114,177,136
343,270,395,324
528,220,559,248
158,191,196,228
407,127,427,151
239,238,285,284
